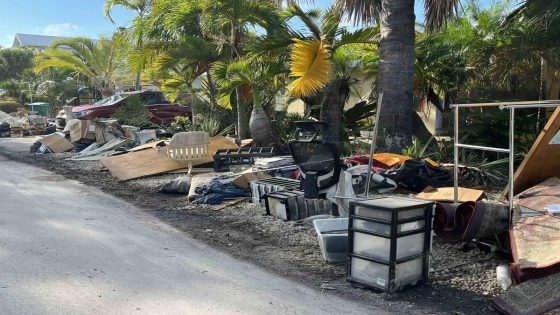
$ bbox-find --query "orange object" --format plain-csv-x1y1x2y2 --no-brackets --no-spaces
372,153,411,168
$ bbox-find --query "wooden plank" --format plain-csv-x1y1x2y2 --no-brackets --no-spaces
214,197,248,210
128,140,167,152
100,148,190,181
508,107,560,195
416,187,485,203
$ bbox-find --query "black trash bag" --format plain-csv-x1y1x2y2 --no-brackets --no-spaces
43,124,57,135
383,158,451,193
0,122,10,138
30,140,42,153
0,122,10,132
192,178,247,205
160,176,192,194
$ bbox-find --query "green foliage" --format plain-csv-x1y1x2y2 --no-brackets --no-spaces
111,96,152,126
402,136,434,158
34,36,125,94
0,48,35,82
270,112,304,143
171,115,234,137
0,97,21,113
171,99,235,137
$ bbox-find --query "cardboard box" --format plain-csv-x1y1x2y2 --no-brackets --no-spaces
65,119,96,142
232,171,272,188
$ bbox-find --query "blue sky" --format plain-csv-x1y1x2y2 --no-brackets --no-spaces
0,0,501,48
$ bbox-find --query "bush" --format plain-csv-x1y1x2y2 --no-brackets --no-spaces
111,96,152,127
0,97,21,113
171,115,234,137
270,112,304,143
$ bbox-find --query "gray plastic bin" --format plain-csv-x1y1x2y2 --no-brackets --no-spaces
313,218,349,263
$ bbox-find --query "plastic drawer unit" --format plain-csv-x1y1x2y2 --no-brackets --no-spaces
347,197,434,293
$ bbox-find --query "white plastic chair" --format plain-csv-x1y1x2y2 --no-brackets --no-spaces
166,131,209,174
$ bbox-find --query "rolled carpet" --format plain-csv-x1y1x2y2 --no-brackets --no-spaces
434,201,509,243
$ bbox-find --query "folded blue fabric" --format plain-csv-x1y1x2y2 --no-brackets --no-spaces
193,178,247,205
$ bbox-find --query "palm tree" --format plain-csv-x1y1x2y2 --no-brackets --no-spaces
104,0,152,90
270,4,379,149
211,58,285,146
201,0,286,140
505,0,560,100
332,0,459,151
33,36,125,96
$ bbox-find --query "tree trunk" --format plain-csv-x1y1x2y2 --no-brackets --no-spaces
236,88,248,139
376,0,416,152
320,79,349,152
248,92,276,146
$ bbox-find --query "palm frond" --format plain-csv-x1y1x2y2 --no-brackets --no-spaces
424,0,460,32
335,26,380,49
334,0,381,25
504,0,560,26
289,38,332,97
285,3,322,39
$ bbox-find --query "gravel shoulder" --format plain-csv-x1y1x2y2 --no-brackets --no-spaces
0,148,503,314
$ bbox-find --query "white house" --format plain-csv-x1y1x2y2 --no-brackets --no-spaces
12,33,72,51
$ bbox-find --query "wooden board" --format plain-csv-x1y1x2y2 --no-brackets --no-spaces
128,140,167,152
190,136,238,165
100,148,190,181
39,133,74,153
416,187,485,203
508,107,560,195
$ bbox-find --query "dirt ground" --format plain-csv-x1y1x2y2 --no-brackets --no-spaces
1,148,505,314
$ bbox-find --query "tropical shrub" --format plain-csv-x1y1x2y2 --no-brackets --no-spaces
0,97,21,113
111,96,152,126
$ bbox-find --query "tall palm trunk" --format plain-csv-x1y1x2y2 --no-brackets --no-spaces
321,78,349,152
376,0,415,152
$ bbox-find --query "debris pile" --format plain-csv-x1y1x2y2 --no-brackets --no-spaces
4,102,560,315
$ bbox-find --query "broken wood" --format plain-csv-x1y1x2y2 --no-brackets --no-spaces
416,187,485,203
507,107,560,195
215,198,248,210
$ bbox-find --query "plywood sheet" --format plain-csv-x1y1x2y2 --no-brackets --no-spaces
416,187,485,203
100,136,238,181
509,107,560,195
39,133,74,153
100,148,190,181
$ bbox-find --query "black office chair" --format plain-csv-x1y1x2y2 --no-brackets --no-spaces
288,140,341,199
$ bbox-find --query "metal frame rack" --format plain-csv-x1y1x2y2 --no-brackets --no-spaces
451,100,560,216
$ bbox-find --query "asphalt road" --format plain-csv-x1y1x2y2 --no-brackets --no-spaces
0,157,378,315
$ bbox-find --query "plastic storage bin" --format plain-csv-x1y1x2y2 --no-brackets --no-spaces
347,197,434,293
313,218,349,263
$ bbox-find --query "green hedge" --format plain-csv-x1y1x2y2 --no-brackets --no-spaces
0,97,21,113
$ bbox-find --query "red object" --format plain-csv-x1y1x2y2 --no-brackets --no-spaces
72,91,192,124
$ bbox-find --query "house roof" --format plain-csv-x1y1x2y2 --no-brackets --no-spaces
13,33,72,48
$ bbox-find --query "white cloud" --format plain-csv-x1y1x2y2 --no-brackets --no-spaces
0,34,14,48
41,23,82,36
